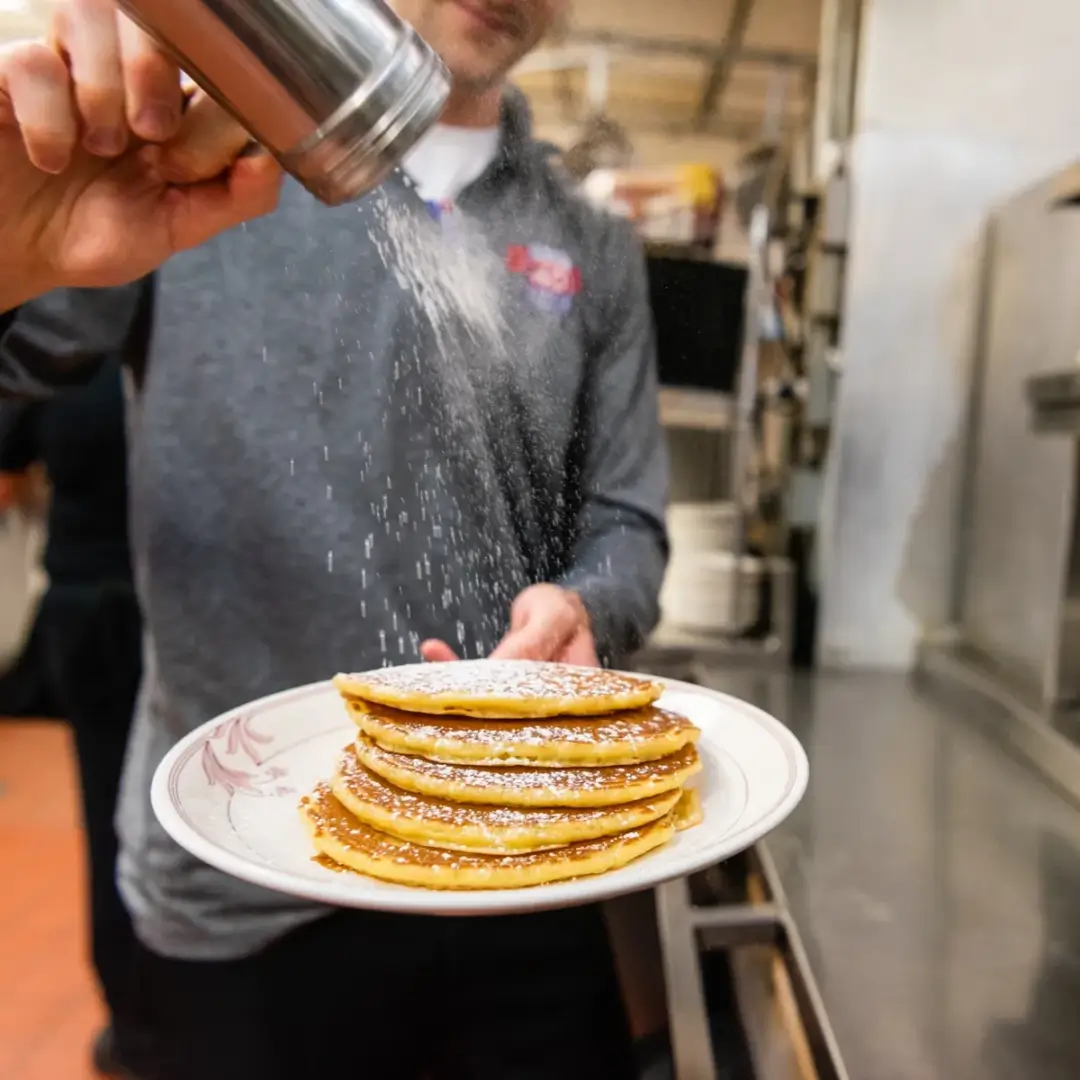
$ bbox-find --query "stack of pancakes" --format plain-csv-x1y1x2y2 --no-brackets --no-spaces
299,660,704,891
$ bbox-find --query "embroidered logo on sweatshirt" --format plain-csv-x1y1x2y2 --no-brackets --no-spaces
506,244,581,314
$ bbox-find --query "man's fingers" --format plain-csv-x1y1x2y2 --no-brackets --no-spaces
559,632,600,667
420,640,459,663
118,13,182,142
489,630,562,661
490,588,582,660
157,91,252,183
1,42,78,173
163,153,282,253
59,0,127,156
40,1,181,151
489,614,575,661
490,586,595,662
507,595,531,631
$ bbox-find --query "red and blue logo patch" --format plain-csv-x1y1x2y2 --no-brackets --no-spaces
506,243,581,314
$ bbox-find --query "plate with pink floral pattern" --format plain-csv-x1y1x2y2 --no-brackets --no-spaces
150,671,807,914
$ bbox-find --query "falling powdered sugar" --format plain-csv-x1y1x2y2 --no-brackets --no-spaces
371,186,508,354
358,177,553,636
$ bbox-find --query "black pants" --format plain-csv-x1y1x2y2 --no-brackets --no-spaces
135,904,637,1080
40,581,145,1054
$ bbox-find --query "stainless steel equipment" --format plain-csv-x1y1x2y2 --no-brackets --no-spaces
918,158,1080,804
118,0,450,205
955,167,1080,712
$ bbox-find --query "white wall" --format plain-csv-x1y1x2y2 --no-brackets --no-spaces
816,0,1080,669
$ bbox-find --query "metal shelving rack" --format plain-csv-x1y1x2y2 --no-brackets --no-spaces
638,8,866,1077
653,847,849,1080
647,95,799,672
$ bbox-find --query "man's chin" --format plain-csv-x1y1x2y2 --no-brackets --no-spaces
437,44,512,90
446,65,506,96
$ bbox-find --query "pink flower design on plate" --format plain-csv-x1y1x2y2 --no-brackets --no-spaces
199,715,293,798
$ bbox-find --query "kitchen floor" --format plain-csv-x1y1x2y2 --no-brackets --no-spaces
0,719,103,1080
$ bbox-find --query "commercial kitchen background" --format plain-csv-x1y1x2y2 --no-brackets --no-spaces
5,1,1080,1078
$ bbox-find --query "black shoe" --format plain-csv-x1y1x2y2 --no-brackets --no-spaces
92,1025,154,1080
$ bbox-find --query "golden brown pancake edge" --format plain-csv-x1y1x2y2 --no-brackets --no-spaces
333,659,664,719
352,731,703,808
346,698,700,767
299,782,677,890
331,743,684,854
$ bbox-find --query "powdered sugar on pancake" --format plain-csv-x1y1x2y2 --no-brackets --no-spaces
334,660,663,718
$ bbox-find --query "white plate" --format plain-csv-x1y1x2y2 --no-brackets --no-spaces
151,675,808,915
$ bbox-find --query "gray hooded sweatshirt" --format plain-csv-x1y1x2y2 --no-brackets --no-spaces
0,93,668,959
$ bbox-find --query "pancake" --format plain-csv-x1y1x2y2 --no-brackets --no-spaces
353,731,702,808
333,659,663,719
331,743,683,854
347,698,700,767
300,782,676,890
672,788,704,831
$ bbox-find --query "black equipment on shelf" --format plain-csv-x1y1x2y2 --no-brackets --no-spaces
646,254,747,395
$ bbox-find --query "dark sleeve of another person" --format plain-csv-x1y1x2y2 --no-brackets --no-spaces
0,282,149,401
0,310,41,469
0,398,42,473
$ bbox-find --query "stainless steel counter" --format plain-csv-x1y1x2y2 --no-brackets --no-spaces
687,668,1080,1080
